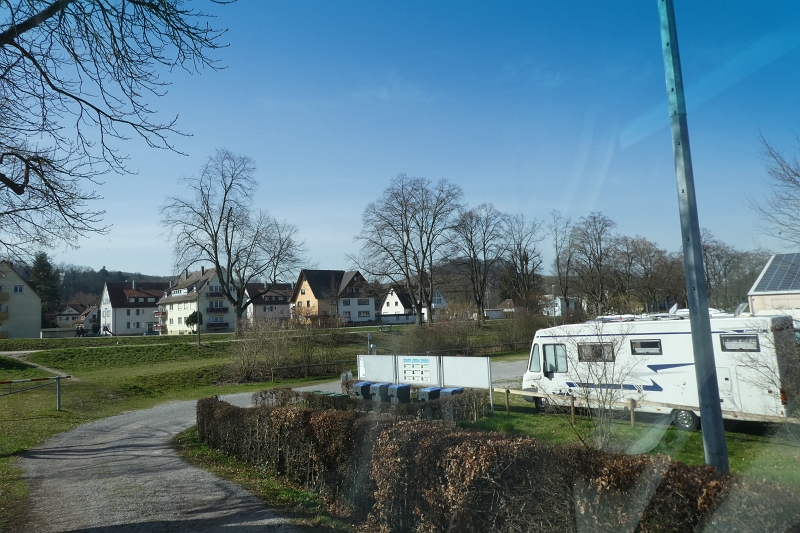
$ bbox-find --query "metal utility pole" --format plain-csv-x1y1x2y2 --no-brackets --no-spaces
657,0,729,474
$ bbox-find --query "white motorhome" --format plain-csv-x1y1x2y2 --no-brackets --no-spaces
521,313,799,430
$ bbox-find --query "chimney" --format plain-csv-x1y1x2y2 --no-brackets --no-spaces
183,268,188,280
132,279,136,290
169,280,173,288
201,265,205,276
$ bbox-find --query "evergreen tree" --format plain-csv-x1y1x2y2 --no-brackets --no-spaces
30,252,60,326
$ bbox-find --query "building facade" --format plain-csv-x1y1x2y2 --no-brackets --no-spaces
0,261,42,338
100,280,169,335
290,270,376,324
156,267,235,335
245,283,292,324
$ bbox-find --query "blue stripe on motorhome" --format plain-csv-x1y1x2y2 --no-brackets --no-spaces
647,363,694,373
565,380,663,392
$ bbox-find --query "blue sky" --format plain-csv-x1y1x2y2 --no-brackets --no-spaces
53,1,800,278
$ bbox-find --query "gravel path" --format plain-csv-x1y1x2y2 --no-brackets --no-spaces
19,393,298,533
17,358,528,532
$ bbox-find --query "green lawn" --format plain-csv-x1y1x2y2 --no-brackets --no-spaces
476,392,800,489
0,332,234,352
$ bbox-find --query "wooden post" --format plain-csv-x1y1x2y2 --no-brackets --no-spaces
629,398,636,427
570,395,575,426
505,389,510,416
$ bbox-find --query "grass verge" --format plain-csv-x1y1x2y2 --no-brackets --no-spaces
173,427,353,532
473,392,800,489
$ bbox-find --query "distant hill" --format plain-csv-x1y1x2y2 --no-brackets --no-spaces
13,263,172,304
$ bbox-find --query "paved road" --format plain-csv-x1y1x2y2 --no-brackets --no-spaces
17,359,527,532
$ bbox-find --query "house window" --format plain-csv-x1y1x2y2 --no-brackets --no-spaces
136,309,140,316
306,300,310,307
127,309,131,316
263,306,267,312
358,299,369,306
126,322,131,329
300,289,306,295
385,301,390,307
280,310,285,315
279,296,285,301
13,285,23,294
178,317,183,325
358,311,370,318
343,311,351,318
0,285,4,293
342,299,350,306
148,298,155,302
297,302,302,308
137,298,142,302
129,297,135,302
212,300,224,308
395,301,398,306
169,318,174,325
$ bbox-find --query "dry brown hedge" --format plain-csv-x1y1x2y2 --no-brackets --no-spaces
196,397,800,532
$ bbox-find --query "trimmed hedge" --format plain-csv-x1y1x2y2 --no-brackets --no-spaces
196,397,800,532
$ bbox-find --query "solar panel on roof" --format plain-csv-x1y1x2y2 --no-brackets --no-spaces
753,253,800,293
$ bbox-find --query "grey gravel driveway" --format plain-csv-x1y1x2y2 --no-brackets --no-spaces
17,358,528,532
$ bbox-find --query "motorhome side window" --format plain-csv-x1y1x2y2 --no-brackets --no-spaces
543,344,567,373
720,335,760,352
529,344,541,372
577,343,615,362
631,339,662,355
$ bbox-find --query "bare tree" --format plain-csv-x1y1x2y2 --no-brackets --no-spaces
549,210,575,319
447,203,509,325
751,134,800,247
499,214,544,312
571,212,617,316
0,0,227,261
351,174,463,326
162,149,306,332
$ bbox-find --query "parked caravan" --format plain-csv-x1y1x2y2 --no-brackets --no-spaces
521,314,799,430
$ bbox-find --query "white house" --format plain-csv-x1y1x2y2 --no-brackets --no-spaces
245,282,292,324
156,267,235,335
0,261,42,338
541,294,584,317
380,287,448,324
100,280,169,335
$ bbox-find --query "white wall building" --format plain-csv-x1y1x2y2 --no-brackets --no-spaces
0,261,42,338
99,280,168,335
156,267,235,335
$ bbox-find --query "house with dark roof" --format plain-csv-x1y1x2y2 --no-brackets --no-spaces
748,253,800,313
55,303,99,329
379,286,449,324
290,270,375,324
245,283,293,324
156,267,235,335
0,260,42,338
100,280,170,335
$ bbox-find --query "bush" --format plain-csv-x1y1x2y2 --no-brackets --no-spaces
228,322,358,382
196,397,800,532
388,320,481,354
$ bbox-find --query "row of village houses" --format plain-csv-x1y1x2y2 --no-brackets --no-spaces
98,267,449,335
4,253,800,338
0,261,450,338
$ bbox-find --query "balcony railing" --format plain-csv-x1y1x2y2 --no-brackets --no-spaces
207,307,228,314
153,311,166,318
153,325,168,331
207,291,223,298
207,322,229,329
0,293,8,302
0,311,8,321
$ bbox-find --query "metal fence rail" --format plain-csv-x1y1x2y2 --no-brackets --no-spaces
0,375,72,410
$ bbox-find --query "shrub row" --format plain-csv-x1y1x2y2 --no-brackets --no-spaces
196,397,800,532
